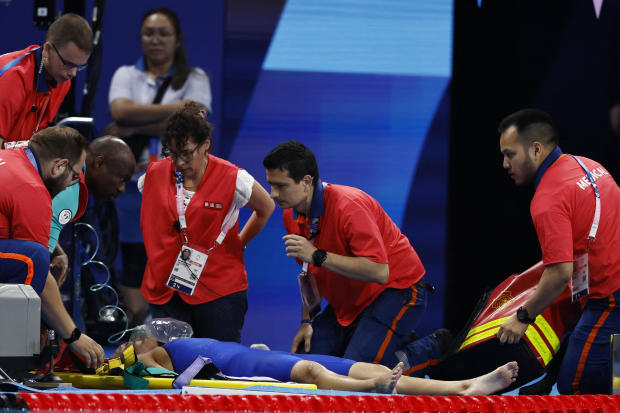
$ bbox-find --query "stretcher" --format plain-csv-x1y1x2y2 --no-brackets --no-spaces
430,261,582,393
54,371,317,390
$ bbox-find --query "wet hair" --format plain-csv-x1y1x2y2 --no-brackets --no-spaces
46,13,93,53
263,141,319,185
141,7,191,90
163,101,213,153
30,125,88,165
498,108,558,147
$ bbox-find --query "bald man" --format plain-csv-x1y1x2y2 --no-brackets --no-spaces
49,136,135,286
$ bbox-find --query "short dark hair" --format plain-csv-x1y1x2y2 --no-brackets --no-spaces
163,101,213,153
498,108,558,147
30,126,88,165
263,141,319,184
141,7,191,90
46,13,93,53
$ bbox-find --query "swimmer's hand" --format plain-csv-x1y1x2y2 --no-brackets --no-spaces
290,323,313,353
69,334,105,369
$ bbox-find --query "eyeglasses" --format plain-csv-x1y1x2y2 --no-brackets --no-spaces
50,43,88,72
67,162,81,185
164,143,203,163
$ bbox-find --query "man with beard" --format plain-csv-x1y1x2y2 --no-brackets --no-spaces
497,109,620,394
0,126,104,369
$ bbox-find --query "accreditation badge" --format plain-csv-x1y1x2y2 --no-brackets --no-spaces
571,251,589,302
166,244,209,296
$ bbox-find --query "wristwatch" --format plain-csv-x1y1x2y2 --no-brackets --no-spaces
312,249,328,267
516,307,536,324
64,327,82,344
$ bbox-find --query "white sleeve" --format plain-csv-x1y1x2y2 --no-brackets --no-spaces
108,66,133,104
182,68,213,113
137,174,146,194
233,169,254,209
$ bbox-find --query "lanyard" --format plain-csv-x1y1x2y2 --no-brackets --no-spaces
301,217,320,273
24,147,40,173
174,170,240,249
571,156,601,242
33,95,50,135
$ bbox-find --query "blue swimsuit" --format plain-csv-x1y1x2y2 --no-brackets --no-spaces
164,338,356,382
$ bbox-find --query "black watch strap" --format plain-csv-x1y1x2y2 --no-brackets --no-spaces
312,249,328,267
517,307,536,324
64,327,81,344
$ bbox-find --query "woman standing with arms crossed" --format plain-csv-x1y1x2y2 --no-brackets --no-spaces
107,8,211,325
139,102,274,341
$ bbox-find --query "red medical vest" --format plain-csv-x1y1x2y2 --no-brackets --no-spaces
0,45,71,142
140,155,248,305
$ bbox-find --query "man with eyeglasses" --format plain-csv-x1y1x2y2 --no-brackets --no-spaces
0,13,92,290
0,126,104,369
0,13,92,149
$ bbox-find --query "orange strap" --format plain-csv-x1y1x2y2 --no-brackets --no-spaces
0,252,35,285
571,295,616,394
372,287,418,364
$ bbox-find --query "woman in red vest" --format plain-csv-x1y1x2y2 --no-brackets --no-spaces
139,102,274,341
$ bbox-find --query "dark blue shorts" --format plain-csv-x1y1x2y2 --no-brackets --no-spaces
164,338,356,382
0,238,49,294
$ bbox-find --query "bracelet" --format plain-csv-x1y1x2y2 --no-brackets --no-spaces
301,318,313,324
63,327,81,344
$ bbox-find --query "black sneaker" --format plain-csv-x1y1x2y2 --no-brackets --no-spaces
431,328,453,356
401,330,420,346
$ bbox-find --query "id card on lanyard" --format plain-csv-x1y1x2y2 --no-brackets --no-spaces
570,156,601,302
298,216,322,317
166,171,240,296
296,182,327,317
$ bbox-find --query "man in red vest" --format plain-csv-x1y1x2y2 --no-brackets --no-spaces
0,13,92,149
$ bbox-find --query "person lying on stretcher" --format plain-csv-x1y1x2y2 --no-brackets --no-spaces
109,337,519,395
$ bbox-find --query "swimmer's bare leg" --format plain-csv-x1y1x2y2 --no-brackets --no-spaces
290,360,401,394
348,361,518,395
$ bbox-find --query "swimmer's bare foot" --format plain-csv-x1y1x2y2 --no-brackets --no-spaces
462,361,519,395
373,362,403,394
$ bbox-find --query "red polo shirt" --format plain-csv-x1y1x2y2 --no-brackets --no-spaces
283,183,425,326
0,45,71,143
532,154,620,299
